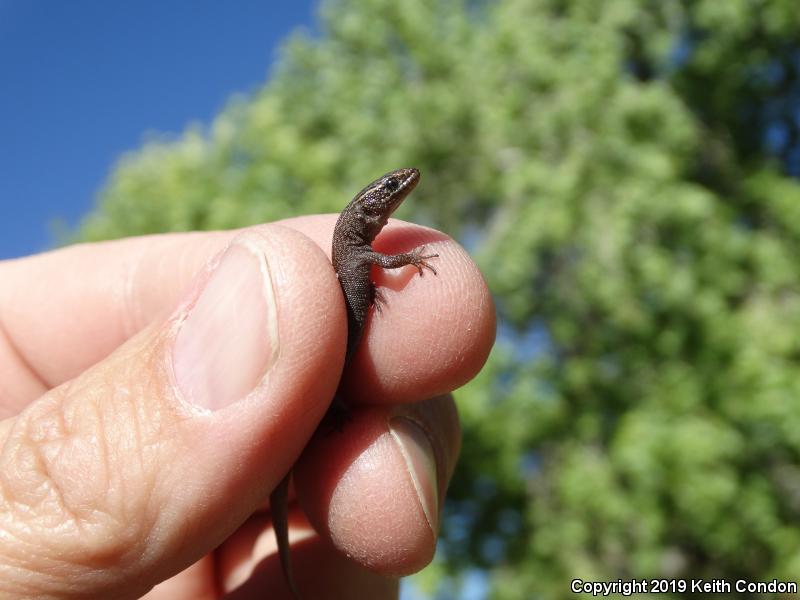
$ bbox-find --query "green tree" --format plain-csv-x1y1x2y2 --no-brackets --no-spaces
77,0,800,597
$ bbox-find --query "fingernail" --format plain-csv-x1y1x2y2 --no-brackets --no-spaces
174,240,279,410
389,417,439,533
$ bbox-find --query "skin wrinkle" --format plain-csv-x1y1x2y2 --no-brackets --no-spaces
120,242,146,340
0,562,57,599
30,416,75,530
127,234,187,337
121,389,166,542
2,407,86,591
103,386,131,537
114,234,170,341
128,386,166,543
26,391,108,538
391,397,459,513
117,343,172,555
4,369,151,582
0,311,49,406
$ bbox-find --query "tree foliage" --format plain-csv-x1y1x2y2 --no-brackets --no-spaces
77,0,800,597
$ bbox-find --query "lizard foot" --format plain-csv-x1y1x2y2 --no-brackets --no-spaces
410,246,439,276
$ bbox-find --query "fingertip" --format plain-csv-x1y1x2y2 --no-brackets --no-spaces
281,213,496,404
295,408,435,575
294,395,460,576
347,229,496,404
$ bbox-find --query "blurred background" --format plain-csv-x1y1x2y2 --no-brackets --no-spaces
4,0,800,598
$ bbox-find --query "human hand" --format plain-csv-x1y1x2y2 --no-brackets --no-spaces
0,216,494,599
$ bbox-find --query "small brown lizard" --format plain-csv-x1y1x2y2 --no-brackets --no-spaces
269,167,438,597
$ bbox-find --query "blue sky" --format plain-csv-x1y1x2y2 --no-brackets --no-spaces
0,0,316,259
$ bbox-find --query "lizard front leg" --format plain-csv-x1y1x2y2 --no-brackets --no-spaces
366,246,439,276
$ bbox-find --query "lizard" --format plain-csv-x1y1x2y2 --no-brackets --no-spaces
268,167,438,597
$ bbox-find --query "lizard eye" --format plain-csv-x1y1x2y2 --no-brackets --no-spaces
383,178,400,192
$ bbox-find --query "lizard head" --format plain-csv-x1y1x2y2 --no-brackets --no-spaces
354,167,421,236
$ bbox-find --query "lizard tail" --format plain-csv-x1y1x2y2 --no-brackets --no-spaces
269,473,300,599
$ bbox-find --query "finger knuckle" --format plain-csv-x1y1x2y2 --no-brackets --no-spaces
0,385,154,580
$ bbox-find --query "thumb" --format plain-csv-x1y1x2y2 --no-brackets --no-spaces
0,226,344,599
